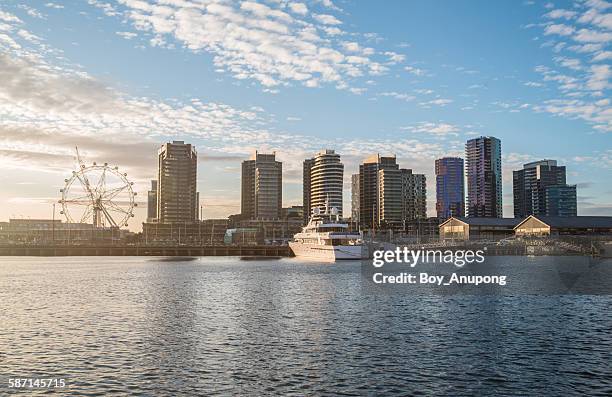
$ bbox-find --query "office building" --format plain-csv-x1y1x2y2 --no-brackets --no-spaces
241,151,282,220
513,160,576,218
157,141,199,223
545,185,577,217
402,169,427,221
302,158,314,224
466,136,502,218
147,180,157,223
435,157,464,219
359,154,427,230
351,174,360,223
303,150,344,220
360,154,399,229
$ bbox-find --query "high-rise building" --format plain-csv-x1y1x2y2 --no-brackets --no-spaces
359,154,427,229
147,180,157,223
378,168,403,228
402,169,427,221
513,160,577,217
241,151,282,220
157,141,199,224
302,158,314,224
303,150,344,220
351,174,360,223
466,136,502,218
435,157,465,219
545,185,577,217
360,154,399,229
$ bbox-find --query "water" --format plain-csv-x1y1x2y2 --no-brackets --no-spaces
1,256,611,396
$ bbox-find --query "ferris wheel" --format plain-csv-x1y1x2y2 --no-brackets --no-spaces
59,147,137,228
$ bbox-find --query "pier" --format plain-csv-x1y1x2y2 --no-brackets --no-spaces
0,244,292,257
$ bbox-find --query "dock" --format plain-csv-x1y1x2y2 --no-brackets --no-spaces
0,244,292,257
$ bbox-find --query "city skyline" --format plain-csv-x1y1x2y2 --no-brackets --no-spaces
0,1,611,230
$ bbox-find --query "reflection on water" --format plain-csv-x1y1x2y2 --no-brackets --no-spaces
1,256,611,395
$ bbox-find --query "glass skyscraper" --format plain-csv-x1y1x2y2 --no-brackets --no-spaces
513,160,577,217
465,136,502,218
435,157,465,220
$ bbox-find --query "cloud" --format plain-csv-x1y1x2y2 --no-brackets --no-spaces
312,13,342,25
586,64,611,91
545,9,577,19
116,31,137,39
544,23,575,36
45,3,64,9
379,91,415,101
402,122,460,137
89,0,393,92
287,2,308,16
529,0,612,133
554,56,582,70
404,65,426,76
419,98,453,107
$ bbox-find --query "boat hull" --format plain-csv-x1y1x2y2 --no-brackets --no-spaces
289,242,367,261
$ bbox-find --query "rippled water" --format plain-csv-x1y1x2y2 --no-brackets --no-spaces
1,256,611,396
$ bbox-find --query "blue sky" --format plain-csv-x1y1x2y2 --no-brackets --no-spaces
0,0,610,229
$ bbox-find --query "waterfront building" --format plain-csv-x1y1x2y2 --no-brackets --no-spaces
435,157,465,219
157,141,199,224
0,219,123,244
302,158,314,224
359,154,427,230
351,174,360,224
439,217,520,241
147,180,157,223
513,160,576,217
466,136,502,218
303,150,344,221
281,206,303,220
402,169,427,221
359,154,400,229
241,151,282,220
545,185,577,217
142,219,229,245
514,215,612,237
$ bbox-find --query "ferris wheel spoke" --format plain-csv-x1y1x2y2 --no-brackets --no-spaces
102,184,129,200
94,167,107,196
104,200,131,215
62,199,94,206
74,173,96,200
63,193,93,202
79,206,93,223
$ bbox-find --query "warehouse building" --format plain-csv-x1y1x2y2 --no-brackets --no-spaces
514,216,612,237
439,217,520,241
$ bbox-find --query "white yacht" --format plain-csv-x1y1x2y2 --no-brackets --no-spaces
289,203,367,261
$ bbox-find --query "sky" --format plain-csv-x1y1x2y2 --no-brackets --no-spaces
0,0,610,230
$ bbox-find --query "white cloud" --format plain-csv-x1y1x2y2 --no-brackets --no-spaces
288,2,308,16
116,31,137,39
574,28,612,42
312,13,342,25
0,10,23,23
545,9,577,19
45,3,64,9
404,65,426,76
554,56,582,70
544,23,575,36
420,98,453,107
88,1,393,92
586,64,611,91
402,122,460,137
379,91,415,101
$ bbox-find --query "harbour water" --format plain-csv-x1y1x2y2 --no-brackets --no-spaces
1,256,611,395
